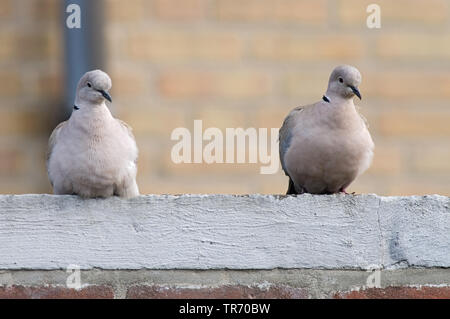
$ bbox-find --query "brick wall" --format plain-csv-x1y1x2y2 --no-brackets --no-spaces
0,194,448,299
1,281,449,299
0,0,449,195
0,0,62,194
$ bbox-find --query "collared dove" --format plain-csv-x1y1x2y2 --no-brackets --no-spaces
47,70,139,198
279,65,374,195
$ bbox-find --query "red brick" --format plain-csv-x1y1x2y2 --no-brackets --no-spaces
158,70,272,99
0,32,15,59
0,148,25,175
0,71,22,97
376,110,450,137
365,71,450,99
217,0,327,25
30,72,64,98
0,0,12,18
127,31,243,62
0,110,50,135
251,34,365,61
105,0,147,21
376,34,450,60
29,0,60,22
153,0,208,20
16,32,55,61
127,285,308,299
0,285,114,299
335,286,450,299
138,176,255,194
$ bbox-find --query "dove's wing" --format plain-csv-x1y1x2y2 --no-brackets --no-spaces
279,106,303,175
114,118,140,198
355,104,370,129
116,119,138,163
46,121,67,186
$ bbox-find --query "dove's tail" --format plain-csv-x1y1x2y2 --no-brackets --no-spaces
286,177,298,195
286,177,307,195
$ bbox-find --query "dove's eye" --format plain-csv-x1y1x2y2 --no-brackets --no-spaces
338,77,344,83
87,82,92,88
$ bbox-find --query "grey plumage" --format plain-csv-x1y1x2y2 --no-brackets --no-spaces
279,65,374,195
47,70,139,198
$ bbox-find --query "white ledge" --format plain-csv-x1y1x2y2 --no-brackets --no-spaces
0,194,448,270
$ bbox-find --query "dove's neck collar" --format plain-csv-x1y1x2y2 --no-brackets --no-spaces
72,101,108,111
322,95,330,103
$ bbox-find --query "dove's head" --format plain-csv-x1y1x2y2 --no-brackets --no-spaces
75,70,112,105
326,65,362,100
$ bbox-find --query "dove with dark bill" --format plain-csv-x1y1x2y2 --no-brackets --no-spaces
279,65,374,195
47,70,139,198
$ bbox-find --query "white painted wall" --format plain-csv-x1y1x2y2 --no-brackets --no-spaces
0,194,448,270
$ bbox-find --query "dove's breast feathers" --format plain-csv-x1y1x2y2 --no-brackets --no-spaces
47,106,138,195
47,69,139,198
280,101,374,194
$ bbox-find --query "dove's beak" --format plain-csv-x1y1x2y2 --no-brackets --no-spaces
349,85,361,100
98,89,112,102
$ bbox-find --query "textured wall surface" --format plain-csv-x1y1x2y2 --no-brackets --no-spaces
0,194,449,299
103,0,450,195
1,269,450,299
0,0,450,196
0,0,63,194
0,194,448,269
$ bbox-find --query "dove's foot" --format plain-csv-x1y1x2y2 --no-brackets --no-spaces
339,188,356,195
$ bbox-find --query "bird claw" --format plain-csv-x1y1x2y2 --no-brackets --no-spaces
339,189,356,195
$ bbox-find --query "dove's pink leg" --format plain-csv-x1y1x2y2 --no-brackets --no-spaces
339,188,356,195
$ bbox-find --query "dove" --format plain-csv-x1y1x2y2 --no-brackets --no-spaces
279,65,374,195
47,70,139,198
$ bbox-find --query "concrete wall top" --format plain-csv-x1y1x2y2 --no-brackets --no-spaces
0,194,448,270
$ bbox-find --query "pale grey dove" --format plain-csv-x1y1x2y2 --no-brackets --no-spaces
47,70,139,198
279,65,374,195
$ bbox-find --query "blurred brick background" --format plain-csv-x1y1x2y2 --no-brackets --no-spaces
0,0,449,195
